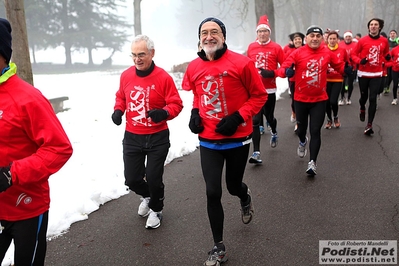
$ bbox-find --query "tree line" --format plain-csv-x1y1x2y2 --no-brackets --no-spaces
1,0,131,68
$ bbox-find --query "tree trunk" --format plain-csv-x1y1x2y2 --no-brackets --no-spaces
4,0,33,85
133,0,142,36
255,0,275,41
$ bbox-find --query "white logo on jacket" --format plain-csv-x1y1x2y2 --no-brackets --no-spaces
16,193,32,206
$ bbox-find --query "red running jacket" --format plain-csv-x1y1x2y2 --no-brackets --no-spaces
0,64,73,221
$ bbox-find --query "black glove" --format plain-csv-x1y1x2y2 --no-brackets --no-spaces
215,111,244,136
260,69,275,78
360,57,368,65
147,109,168,123
0,166,12,193
385,54,391,61
111,110,123,125
344,62,353,76
188,108,204,134
285,63,295,78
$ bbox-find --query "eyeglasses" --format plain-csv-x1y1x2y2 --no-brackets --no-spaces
200,29,221,37
130,52,147,59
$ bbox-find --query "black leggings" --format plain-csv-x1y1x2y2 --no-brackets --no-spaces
358,77,382,124
294,100,326,162
200,144,250,243
252,93,277,151
0,211,49,266
326,82,342,120
392,70,399,99
341,70,356,100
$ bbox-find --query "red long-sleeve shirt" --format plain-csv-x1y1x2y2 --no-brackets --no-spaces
351,35,389,78
114,65,183,135
247,40,285,94
278,44,345,103
183,49,267,142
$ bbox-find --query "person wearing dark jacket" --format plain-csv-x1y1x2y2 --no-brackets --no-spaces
112,35,183,229
183,17,267,266
0,18,73,265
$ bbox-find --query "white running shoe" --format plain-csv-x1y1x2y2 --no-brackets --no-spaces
248,151,262,164
145,209,162,229
297,137,308,158
290,112,296,123
270,133,278,148
240,189,254,224
346,99,351,105
338,99,344,106
306,160,317,176
392,98,398,105
138,197,150,217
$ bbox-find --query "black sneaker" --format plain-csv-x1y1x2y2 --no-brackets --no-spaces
359,110,365,122
204,245,228,266
240,189,254,224
364,124,374,136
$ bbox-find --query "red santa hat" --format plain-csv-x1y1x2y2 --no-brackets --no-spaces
256,15,271,33
343,31,353,38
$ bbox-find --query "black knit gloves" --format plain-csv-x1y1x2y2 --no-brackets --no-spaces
0,166,12,193
215,111,244,136
260,69,275,78
111,110,123,125
147,109,168,123
189,108,204,134
285,63,295,78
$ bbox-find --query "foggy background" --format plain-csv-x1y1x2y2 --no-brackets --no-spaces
1,0,399,71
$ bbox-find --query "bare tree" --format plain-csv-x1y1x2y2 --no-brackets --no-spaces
133,0,142,35
4,0,33,85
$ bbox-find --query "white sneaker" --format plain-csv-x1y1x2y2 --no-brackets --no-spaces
138,197,150,217
306,160,317,176
346,99,351,105
145,209,162,229
297,137,308,158
290,112,296,123
391,99,397,105
338,99,344,106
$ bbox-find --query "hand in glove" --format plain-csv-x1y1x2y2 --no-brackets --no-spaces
344,62,354,76
360,57,368,65
111,110,123,125
215,111,244,136
147,109,168,123
385,54,391,61
259,69,275,78
188,108,204,134
285,63,295,78
0,166,12,193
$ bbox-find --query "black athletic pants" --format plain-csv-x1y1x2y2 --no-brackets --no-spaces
252,93,277,151
123,129,170,212
0,211,49,266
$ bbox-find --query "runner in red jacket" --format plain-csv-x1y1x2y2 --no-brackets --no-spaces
339,31,358,105
389,44,399,104
325,30,349,129
0,18,73,265
278,25,351,176
350,18,390,135
246,14,285,164
112,35,183,230
183,17,267,266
